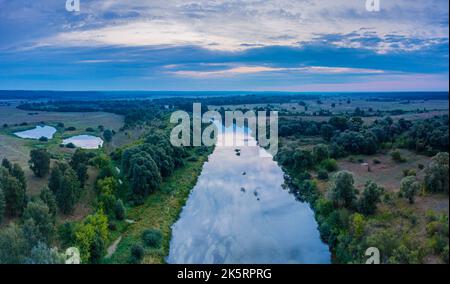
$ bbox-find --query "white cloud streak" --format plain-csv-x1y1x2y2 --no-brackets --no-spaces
168,65,385,77
38,0,448,52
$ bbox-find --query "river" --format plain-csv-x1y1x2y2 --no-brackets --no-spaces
167,123,330,264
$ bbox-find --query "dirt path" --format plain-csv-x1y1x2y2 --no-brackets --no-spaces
106,236,122,258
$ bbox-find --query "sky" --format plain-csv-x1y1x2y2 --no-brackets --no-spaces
0,0,448,92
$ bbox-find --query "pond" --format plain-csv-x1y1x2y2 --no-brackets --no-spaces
14,125,57,140
167,123,330,264
62,135,103,149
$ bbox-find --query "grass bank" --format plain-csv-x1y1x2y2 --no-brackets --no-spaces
103,149,212,264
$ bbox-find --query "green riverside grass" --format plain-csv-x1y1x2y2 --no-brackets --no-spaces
103,148,212,264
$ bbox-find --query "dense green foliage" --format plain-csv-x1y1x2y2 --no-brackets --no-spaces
121,133,187,203
142,228,163,248
400,176,420,204
49,163,82,214
29,149,51,178
330,171,358,209
0,164,27,217
358,181,384,215
425,152,449,194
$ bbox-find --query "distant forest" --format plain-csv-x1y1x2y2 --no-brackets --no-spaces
1,90,448,101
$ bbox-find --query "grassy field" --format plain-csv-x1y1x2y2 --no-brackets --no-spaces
0,102,124,130
103,149,212,264
211,98,448,114
337,149,430,192
0,103,125,194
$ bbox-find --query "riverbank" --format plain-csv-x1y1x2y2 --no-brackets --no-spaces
103,148,213,264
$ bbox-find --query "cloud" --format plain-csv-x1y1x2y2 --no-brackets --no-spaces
28,0,448,53
168,65,385,77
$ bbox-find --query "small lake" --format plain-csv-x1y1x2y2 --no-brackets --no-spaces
168,123,330,264
62,135,103,149
14,125,57,139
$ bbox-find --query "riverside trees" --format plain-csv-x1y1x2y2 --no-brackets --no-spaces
29,149,51,178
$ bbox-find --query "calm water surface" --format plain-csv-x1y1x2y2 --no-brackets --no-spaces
62,135,103,149
168,124,330,264
14,125,56,139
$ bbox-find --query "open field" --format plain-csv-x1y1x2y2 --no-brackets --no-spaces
0,102,124,131
337,149,430,192
211,98,448,114
0,103,125,193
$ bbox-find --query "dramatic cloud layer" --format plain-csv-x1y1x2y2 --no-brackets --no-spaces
0,0,448,91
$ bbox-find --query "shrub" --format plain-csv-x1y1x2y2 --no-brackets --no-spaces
373,159,381,164
66,143,76,149
129,244,144,264
403,169,416,177
65,126,76,131
85,127,94,132
142,228,163,248
39,136,48,142
108,222,117,231
103,129,113,142
187,156,198,162
399,176,420,204
358,181,384,215
317,169,329,180
391,150,406,163
320,159,338,172
114,199,126,221
424,152,449,194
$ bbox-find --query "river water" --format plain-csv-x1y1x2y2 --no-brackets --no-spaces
167,123,330,264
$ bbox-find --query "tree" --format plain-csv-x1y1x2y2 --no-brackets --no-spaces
293,149,314,172
89,234,105,264
40,187,57,217
0,223,27,264
114,199,126,220
320,158,338,172
48,164,63,194
75,163,88,188
329,116,348,131
358,181,384,215
1,158,12,171
313,144,329,163
128,152,161,201
129,244,144,264
49,163,81,214
23,200,54,244
330,171,357,208
56,167,81,214
425,152,449,194
142,228,162,248
0,168,26,217
400,176,420,204
391,150,405,163
10,163,26,190
74,211,109,263
97,177,118,196
29,149,50,177
320,124,335,141
70,149,90,188
24,242,63,264
103,129,113,142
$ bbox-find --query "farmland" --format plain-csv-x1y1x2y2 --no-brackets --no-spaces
0,92,448,264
